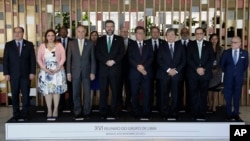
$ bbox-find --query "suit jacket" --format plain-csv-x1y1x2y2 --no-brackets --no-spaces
221,48,248,84
3,39,36,79
157,41,186,80
67,39,96,79
145,38,166,77
128,40,153,79
95,35,125,77
57,37,73,70
122,38,134,74
187,40,214,80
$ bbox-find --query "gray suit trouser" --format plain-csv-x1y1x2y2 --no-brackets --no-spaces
72,73,91,116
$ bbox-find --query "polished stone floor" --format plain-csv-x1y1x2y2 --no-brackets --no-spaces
1,106,249,141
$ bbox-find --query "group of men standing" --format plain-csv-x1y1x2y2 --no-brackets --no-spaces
3,19,248,122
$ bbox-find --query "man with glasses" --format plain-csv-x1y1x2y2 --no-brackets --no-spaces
3,27,36,121
187,27,214,121
128,26,153,120
221,36,248,121
95,20,125,120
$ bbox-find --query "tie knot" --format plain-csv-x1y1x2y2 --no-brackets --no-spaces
17,42,20,46
154,40,157,44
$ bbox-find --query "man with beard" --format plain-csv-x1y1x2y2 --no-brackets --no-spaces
95,20,125,119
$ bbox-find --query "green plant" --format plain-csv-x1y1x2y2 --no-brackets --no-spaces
54,12,76,37
146,16,153,36
184,17,199,26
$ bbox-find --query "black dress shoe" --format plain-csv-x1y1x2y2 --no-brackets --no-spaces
84,114,91,120
233,115,241,121
225,116,232,121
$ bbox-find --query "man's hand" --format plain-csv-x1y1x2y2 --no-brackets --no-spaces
137,65,145,72
29,74,35,80
5,75,10,81
168,69,177,76
197,67,205,76
106,60,115,67
90,73,95,80
67,74,72,82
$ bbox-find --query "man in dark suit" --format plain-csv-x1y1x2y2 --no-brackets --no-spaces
119,27,133,112
187,27,214,120
221,36,248,121
146,26,166,112
67,25,96,119
3,27,36,121
95,20,125,119
157,28,186,120
57,26,73,113
128,26,153,120
175,27,191,113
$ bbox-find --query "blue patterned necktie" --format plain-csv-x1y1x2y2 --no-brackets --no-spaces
233,50,238,65
170,44,174,59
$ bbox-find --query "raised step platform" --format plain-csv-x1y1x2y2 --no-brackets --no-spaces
5,106,245,140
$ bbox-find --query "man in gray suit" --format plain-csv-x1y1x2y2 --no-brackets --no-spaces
67,25,96,120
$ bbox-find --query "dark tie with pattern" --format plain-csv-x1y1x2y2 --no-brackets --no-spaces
139,42,142,55
170,44,174,59
154,40,157,51
17,42,20,56
183,40,187,48
62,38,66,48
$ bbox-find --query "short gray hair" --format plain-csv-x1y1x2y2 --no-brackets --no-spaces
165,28,176,36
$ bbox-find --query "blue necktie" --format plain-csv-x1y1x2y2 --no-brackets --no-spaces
170,44,174,59
233,50,238,65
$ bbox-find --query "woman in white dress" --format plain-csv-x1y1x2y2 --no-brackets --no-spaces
37,29,67,120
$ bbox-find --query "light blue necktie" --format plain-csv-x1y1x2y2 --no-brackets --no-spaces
233,50,238,65
198,42,202,58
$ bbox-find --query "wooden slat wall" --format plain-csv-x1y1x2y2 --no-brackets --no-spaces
0,0,249,106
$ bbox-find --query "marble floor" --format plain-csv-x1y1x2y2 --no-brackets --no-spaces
0,106,249,141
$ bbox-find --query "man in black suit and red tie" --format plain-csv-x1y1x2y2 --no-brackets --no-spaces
95,20,125,119
128,26,153,120
146,26,166,112
187,27,214,120
57,26,73,113
157,28,186,120
3,27,36,121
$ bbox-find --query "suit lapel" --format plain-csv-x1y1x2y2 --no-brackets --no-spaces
20,40,26,56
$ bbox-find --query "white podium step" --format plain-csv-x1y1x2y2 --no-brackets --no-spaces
5,121,245,140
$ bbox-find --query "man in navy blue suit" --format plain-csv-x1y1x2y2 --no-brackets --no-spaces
187,27,214,120
157,28,186,120
128,26,153,120
3,27,36,121
221,36,248,121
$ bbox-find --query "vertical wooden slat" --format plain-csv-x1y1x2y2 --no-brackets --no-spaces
224,0,228,49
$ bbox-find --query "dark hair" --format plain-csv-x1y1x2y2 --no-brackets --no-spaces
59,26,68,33
14,27,24,33
150,26,160,32
89,31,99,43
105,20,115,26
195,27,204,33
135,26,145,33
44,29,57,44
209,33,221,52
165,28,176,35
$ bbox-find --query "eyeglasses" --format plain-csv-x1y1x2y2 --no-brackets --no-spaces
231,41,240,44
195,33,204,35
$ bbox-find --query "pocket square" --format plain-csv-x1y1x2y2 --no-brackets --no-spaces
241,56,245,58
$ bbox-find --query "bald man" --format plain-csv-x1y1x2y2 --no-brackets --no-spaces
221,36,248,121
